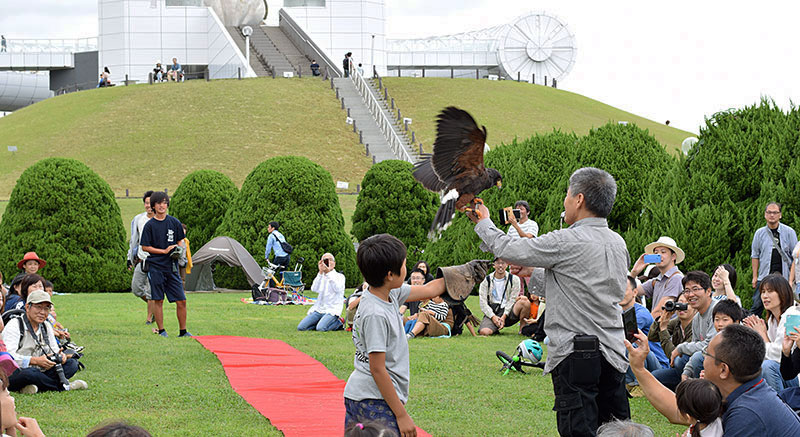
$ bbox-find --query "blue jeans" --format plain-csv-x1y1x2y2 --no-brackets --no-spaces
8,358,80,392
297,311,342,331
625,350,664,385
762,360,800,393
652,354,690,391
685,351,705,378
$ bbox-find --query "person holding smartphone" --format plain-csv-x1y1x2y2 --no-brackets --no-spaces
630,236,685,319
504,200,538,239
297,253,346,331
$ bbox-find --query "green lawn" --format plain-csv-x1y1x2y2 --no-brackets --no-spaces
382,78,695,153
22,292,684,436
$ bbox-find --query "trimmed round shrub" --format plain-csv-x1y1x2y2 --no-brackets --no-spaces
169,170,238,250
0,158,129,292
351,160,438,255
214,156,359,288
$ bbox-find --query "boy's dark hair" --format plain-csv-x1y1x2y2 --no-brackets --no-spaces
149,191,169,209
715,324,765,383
626,275,637,290
87,422,152,437
20,273,45,303
269,221,280,230
344,421,397,437
42,279,53,290
357,234,406,288
712,299,744,323
675,379,722,436
142,190,154,202
682,270,712,291
760,273,794,320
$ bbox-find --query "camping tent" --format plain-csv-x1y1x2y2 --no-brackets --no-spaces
185,236,265,291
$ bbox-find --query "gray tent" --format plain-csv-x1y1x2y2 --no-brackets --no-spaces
185,236,266,291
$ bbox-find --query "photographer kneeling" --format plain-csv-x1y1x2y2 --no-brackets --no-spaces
2,290,87,394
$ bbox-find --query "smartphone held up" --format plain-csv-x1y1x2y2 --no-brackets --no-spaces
499,208,522,224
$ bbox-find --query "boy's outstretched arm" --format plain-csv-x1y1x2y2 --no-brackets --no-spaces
407,278,445,302
369,352,417,437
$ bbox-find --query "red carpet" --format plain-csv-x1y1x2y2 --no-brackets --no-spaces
195,335,431,437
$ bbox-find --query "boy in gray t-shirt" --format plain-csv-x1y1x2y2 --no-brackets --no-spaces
343,234,488,436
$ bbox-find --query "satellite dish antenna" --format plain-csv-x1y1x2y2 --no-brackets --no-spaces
681,137,698,155
498,12,577,84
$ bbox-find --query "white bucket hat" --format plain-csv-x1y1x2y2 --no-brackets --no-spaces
644,236,685,264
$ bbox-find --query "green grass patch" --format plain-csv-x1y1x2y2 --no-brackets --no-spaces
0,78,370,198
23,293,683,436
383,77,695,153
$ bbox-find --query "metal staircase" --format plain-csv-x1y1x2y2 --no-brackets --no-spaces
246,25,309,77
226,26,270,76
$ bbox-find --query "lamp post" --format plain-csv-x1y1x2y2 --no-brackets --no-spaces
242,26,253,66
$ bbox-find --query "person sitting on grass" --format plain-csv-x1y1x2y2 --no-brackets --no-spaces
675,378,723,437
626,324,800,436
17,253,45,276
399,269,427,316
18,274,46,309
87,421,151,437
404,295,450,339
0,369,46,437
2,290,87,394
345,282,368,332
5,274,26,312
343,233,488,436
742,273,800,393
711,264,740,304
648,291,695,370
681,299,743,383
298,253,345,331
621,275,660,397
477,258,528,336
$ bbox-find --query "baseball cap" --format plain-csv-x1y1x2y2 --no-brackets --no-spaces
27,290,52,305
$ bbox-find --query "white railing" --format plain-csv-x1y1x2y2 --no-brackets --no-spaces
1,38,97,53
349,60,413,163
279,9,341,77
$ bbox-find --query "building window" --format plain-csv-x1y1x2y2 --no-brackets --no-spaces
284,0,326,7
166,0,203,6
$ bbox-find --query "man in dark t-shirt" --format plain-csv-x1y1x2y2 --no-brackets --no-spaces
140,191,191,338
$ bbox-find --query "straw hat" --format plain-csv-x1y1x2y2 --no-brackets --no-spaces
644,236,685,264
17,252,46,270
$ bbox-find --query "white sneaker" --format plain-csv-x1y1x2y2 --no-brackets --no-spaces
69,380,88,390
20,384,38,394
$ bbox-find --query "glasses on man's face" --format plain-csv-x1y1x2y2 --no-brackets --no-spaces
30,304,51,313
683,286,705,294
702,350,727,366
766,210,781,215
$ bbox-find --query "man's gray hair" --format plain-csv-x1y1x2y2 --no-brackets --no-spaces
596,420,655,437
568,167,617,218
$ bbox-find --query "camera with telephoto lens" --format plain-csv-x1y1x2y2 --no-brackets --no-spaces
663,300,688,312
47,353,71,390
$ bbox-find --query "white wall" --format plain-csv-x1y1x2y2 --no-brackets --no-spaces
98,0,253,82
281,0,386,76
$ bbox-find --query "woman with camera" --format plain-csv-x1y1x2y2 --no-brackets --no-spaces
647,292,695,370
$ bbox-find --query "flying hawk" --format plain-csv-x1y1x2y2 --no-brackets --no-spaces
413,106,502,237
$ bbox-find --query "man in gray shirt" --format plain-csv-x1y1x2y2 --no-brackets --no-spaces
651,271,717,391
750,202,797,316
468,167,630,437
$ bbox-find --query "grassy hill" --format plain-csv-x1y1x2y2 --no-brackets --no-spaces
0,78,370,198
0,77,695,200
382,77,694,152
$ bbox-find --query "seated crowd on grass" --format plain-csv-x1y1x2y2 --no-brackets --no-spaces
6,187,800,436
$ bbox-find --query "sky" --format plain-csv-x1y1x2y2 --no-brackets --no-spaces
2,0,799,133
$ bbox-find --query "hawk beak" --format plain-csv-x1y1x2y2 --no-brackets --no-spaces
496,181,502,190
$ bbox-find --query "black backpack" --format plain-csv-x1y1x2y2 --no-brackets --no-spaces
273,232,293,254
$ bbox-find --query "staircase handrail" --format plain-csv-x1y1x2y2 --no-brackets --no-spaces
278,9,341,78
349,60,413,163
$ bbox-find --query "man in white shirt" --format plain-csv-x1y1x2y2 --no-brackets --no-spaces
297,253,346,331
505,200,539,239
127,190,155,324
477,258,529,335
